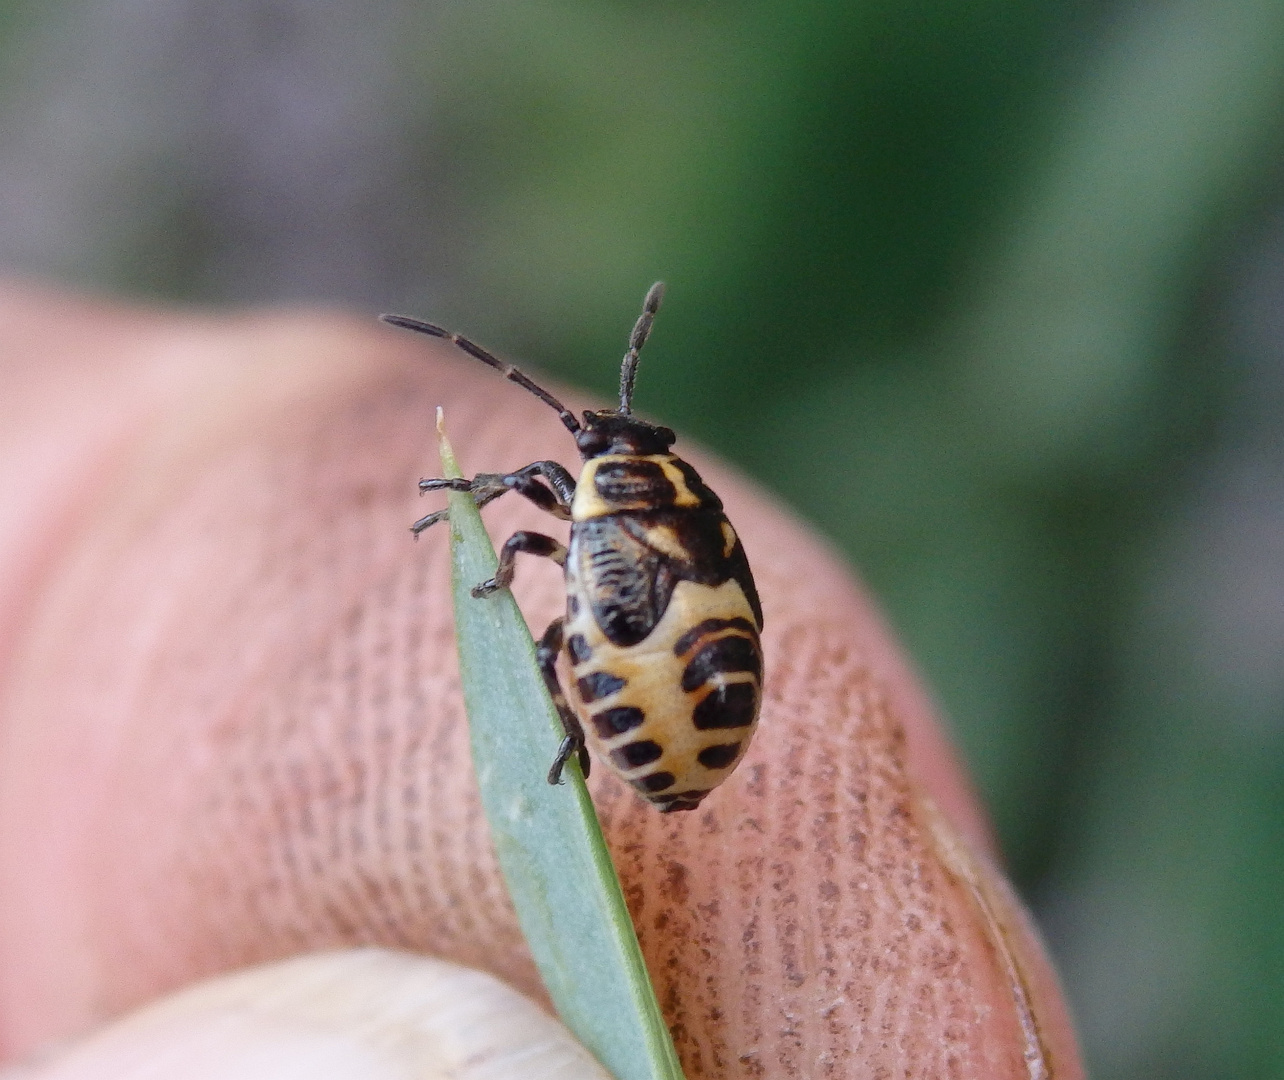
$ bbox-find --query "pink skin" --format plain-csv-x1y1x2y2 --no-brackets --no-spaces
0,280,1084,1078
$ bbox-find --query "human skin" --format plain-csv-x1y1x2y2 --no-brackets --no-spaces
0,280,1083,1078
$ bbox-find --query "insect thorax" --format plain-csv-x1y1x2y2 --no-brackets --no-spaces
571,453,723,521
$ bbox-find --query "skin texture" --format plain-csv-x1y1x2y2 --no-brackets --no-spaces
0,280,1084,1078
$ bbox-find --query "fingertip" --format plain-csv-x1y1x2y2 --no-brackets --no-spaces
16,950,609,1080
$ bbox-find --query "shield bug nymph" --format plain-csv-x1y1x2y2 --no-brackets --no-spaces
383,284,762,812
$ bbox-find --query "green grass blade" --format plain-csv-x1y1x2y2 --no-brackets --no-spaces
436,411,685,1080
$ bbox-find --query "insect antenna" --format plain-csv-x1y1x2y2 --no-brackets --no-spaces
380,313,581,434
618,281,665,415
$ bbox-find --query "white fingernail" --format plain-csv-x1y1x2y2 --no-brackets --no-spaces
18,949,612,1080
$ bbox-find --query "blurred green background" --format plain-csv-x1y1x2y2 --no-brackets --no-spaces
2,0,1283,1075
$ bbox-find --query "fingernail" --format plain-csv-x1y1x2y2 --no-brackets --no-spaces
919,794,1084,1080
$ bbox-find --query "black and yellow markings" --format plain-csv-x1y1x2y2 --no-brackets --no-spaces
563,575,762,807
675,615,762,736
577,670,626,702
570,454,716,520
636,522,689,562
387,282,763,812
591,706,645,737
565,632,593,664
720,521,737,558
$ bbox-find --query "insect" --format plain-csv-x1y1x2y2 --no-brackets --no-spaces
382,284,762,812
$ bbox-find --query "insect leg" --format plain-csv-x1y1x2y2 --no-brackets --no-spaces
522,460,577,503
412,474,509,535
412,461,576,535
500,460,576,521
410,507,452,534
537,617,590,784
471,531,567,598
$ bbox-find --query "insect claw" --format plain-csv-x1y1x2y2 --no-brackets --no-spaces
548,735,583,785
410,507,450,534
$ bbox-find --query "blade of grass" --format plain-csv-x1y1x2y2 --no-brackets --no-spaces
436,409,685,1080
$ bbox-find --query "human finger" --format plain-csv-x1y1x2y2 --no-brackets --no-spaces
0,281,1082,1078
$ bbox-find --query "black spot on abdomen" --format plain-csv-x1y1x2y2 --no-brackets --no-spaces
673,617,757,657
697,741,742,769
566,633,593,664
652,789,709,812
681,635,761,691
591,706,645,738
693,682,758,729
577,671,625,702
610,740,663,769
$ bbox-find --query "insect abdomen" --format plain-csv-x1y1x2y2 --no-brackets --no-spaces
563,574,763,812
